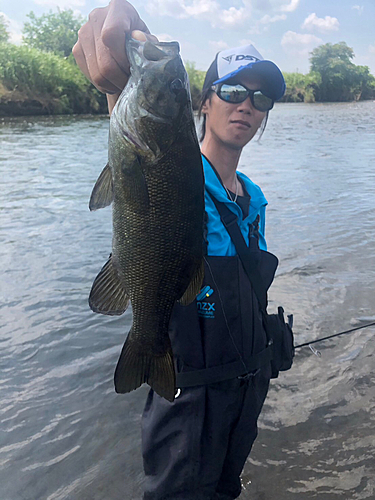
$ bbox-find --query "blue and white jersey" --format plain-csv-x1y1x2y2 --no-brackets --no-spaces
202,154,268,255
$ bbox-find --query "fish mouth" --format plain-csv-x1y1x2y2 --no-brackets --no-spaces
231,120,251,128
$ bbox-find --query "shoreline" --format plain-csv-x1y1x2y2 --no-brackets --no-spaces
0,89,107,117
1,98,374,119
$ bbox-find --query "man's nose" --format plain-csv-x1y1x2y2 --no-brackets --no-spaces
237,96,253,113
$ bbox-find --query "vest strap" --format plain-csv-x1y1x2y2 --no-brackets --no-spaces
176,345,272,388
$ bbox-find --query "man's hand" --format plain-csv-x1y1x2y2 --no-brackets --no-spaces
73,0,158,113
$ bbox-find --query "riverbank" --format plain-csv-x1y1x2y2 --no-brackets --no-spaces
1,42,374,116
0,43,107,117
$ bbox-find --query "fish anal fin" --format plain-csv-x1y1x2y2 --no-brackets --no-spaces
114,334,176,402
178,260,205,306
89,254,129,315
89,163,113,211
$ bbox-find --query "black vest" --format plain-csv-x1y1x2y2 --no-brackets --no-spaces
169,233,278,387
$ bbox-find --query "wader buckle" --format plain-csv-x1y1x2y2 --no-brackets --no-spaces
237,368,260,381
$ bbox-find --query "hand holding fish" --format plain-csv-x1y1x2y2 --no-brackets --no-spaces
72,0,158,113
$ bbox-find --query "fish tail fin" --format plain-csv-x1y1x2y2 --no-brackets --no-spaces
114,333,176,402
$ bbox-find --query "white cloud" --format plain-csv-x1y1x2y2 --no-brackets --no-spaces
352,5,364,15
260,13,287,23
247,24,262,35
253,0,299,12
253,0,271,10
281,30,323,56
0,12,23,45
209,40,229,52
247,12,286,35
239,38,256,46
302,13,339,33
279,0,300,13
369,44,375,54
146,0,251,28
34,0,85,6
146,0,186,18
184,0,219,17
155,33,175,42
218,7,248,28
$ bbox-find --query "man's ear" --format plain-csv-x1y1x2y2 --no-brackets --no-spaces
201,99,210,114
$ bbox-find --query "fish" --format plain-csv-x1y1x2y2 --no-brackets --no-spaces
88,38,205,402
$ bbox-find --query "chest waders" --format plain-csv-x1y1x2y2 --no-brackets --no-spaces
142,192,278,500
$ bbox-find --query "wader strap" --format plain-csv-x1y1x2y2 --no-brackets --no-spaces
176,346,272,388
207,191,267,312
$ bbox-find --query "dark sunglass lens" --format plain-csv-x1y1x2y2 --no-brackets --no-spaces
219,84,248,103
252,91,273,111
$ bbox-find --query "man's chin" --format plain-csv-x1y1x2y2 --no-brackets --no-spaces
225,136,254,151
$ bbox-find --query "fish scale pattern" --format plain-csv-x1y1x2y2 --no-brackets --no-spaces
90,39,205,400
113,122,204,353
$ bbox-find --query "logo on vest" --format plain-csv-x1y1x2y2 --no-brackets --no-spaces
196,285,215,319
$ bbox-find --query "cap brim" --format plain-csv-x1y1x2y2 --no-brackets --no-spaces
213,60,286,101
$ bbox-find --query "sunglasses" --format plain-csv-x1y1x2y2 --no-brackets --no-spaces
211,83,274,112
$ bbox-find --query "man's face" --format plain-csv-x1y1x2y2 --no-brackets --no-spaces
202,76,267,150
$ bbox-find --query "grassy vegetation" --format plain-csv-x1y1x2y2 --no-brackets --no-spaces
1,41,374,117
0,43,107,116
280,72,322,103
185,61,206,110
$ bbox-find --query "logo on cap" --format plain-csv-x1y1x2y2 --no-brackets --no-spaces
222,54,260,64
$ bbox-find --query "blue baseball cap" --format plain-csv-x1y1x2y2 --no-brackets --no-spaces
203,43,286,101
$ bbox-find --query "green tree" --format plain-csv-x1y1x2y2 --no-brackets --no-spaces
355,64,375,100
22,8,84,57
309,42,368,101
282,71,321,102
185,61,205,110
0,14,10,43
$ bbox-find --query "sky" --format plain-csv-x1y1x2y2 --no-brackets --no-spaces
1,0,375,75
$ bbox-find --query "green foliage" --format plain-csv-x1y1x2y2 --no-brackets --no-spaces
280,42,375,103
309,42,375,101
282,71,321,103
185,61,205,110
22,8,84,57
0,14,10,43
0,43,106,114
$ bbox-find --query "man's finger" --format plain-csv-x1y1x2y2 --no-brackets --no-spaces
131,30,159,43
102,0,150,73
107,92,122,115
78,9,121,94
72,39,91,83
90,8,129,91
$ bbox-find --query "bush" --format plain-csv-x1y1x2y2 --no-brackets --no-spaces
281,72,321,103
185,61,205,110
0,43,107,115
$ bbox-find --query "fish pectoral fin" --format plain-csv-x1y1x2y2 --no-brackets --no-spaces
89,163,114,211
89,254,129,315
120,156,150,213
178,260,205,306
114,334,176,402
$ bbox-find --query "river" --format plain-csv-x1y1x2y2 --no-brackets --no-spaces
0,102,374,500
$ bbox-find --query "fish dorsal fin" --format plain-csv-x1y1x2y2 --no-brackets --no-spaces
89,163,113,211
178,260,205,306
89,254,130,315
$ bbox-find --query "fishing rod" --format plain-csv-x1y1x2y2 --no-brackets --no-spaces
294,321,375,355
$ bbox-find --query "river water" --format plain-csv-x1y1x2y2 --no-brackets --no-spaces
0,102,374,500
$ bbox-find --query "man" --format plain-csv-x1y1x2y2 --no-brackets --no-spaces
74,2,285,498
